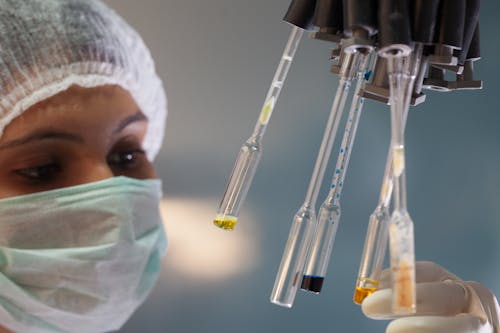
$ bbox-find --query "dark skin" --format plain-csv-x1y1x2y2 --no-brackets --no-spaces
0,84,157,333
0,84,156,199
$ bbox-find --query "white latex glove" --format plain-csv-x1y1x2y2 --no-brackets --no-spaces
362,261,500,333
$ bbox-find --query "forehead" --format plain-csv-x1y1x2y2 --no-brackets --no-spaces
0,85,141,141
24,85,137,115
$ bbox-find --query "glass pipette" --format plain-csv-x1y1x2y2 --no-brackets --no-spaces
353,45,424,306
301,50,373,293
270,50,360,308
386,50,417,315
214,26,304,231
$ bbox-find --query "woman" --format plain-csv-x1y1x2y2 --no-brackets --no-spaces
0,0,166,332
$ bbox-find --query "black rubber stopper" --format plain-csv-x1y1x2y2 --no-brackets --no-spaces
283,0,318,30
457,0,481,64
301,276,324,293
411,0,441,44
312,0,343,34
343,0,377,37
466,23,480,60
435,0,466,49
378,0,412,51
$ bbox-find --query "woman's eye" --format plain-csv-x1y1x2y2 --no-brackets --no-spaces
107,149,146,169
15,164,61,182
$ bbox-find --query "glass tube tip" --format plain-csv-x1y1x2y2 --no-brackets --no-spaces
353,278,380,305
353,286,378,305
270,299,293,308
213,214,238,231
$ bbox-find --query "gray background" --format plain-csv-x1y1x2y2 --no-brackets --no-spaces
105,1,500,332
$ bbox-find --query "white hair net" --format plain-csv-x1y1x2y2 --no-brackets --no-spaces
0,0,167,160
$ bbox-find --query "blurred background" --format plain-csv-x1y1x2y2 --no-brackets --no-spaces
105,1,500,332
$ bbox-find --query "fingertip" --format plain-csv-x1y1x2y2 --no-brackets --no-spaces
387,318,413,333
387,317,431,333
362,289,394,320
386,315,488,333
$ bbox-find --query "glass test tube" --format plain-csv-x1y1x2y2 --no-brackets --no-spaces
214,26,304,231
301,51,372,293
387,51,416,315
354,45,423,306
270,51,360,308
353,147,392,304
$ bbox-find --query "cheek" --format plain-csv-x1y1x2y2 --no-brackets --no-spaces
145,162,157,178
137,161,157,179
111,158,157,180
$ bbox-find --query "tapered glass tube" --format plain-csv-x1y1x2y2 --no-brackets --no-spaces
301,51,372,293
354,45,423,305
353,139,395,305
214,26,303,230
387,49,417,315
354,204,390,304
270,51,359,308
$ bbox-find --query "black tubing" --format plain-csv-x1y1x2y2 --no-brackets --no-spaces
458,0,481,64
411,0,441,44
284,0,318,30
313,0,343,34
343,0,377,36
378,0,412,51
435,0,466,49
466,23,480,60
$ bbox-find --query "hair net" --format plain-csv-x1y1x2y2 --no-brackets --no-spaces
0,0,167,160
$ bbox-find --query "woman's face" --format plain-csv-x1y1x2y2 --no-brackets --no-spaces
0,84,156,199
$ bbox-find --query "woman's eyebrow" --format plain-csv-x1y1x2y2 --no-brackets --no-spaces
0,131,84,150
113,111,147,134
0,112,147,150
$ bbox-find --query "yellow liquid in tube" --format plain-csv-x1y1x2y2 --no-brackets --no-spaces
353,278,380,305
213,214,238,231
259,97,275,125
392,146,405,177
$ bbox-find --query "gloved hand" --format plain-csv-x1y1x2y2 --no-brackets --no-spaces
362,261,500,333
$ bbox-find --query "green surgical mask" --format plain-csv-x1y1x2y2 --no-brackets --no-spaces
0,176,167,333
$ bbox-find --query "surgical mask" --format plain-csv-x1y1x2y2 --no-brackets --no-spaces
0,176,167,333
